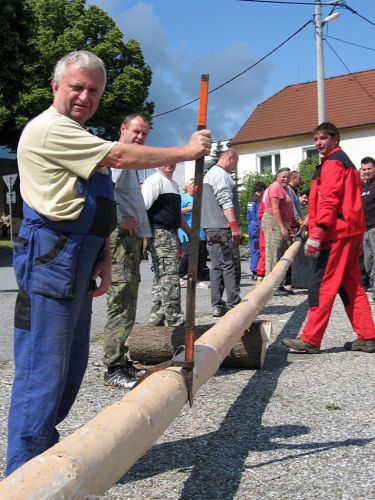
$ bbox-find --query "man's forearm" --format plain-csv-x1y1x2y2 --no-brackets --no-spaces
102,130,211,170
223,207,237,224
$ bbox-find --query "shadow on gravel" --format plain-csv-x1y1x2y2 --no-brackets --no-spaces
260,305,299,315
120,299,327,496
120,298,375,497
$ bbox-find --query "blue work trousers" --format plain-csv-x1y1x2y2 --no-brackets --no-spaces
6,222,104,474
248,223,260,274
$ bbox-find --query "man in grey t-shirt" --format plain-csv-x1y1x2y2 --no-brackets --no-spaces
201,149,241,317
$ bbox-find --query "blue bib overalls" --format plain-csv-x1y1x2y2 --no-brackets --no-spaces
6,170,116,475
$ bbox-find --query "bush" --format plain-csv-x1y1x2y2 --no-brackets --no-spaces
298,155,319,192
239,172,273,233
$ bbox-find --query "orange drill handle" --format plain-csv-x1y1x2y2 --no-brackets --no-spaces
197,74,209,130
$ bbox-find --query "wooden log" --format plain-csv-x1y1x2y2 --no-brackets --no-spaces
0,240,302,499
128,320,272,369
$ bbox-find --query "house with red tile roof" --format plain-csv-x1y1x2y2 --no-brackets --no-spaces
230,69,375,178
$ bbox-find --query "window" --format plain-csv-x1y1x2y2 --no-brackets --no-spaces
304,148,319,159
258,153,280,174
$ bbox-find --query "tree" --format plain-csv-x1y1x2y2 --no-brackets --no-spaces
0,0,154,150
204,140,225,173
0,0,35,139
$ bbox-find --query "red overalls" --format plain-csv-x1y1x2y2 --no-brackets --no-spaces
300,147,375,346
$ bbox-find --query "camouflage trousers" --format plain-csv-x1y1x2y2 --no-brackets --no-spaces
148,228,184,326
103,228,143,369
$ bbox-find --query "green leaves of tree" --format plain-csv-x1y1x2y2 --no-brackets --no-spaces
0,0,154,150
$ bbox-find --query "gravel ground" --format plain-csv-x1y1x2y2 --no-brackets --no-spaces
1,282,375,499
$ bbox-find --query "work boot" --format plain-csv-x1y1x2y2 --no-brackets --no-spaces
147,313,165,326
282,337,320,354
166,315,185,327
343,338,375,353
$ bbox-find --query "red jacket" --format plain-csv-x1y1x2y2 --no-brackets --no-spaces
308,147,365,241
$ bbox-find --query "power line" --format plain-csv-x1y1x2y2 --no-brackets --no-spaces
326,35,375,52
239,0,375,28
343,3,375,29
324,38,375,103
153,20,313,119
238,0,340,5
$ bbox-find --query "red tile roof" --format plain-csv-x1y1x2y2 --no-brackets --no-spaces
231,69,375,145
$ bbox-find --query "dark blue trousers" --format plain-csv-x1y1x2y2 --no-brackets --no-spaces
6,222,104,474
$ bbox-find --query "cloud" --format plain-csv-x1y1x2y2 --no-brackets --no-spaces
116,2,272,146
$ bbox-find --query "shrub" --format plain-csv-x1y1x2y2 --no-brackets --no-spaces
239,172,273,233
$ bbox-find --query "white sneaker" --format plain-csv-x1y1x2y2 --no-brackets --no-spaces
179,278,187,288
196,281,210,288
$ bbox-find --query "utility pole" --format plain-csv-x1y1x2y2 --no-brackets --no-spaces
314,1,340,124
315,0,325,124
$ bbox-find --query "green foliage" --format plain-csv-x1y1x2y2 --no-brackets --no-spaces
298,155,319,193
0,0,35,135
239,172,274,233
0,0,154,150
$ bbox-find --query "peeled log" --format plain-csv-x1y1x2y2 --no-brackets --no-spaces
0,240,302,499
129,320,272,369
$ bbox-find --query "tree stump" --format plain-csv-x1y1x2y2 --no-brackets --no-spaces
128,320,271,369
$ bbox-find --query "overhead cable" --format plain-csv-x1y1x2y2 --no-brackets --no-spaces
325,35,375,52
238,0,341,6
343,3,375,28
153,20,313,118
324,38,375,103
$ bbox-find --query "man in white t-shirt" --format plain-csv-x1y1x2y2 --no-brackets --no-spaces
142,164,187,326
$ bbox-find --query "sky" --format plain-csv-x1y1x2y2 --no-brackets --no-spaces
86,0,375,149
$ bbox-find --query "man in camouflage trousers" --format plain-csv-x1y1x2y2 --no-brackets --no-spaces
142,164,188,326
103,114,151,389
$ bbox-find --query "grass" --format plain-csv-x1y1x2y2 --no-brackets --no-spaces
326,402,341,411
0,240,13,250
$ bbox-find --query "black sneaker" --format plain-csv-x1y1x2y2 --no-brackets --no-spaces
103,368,136,389
343,338,375,353
212,307,227,317
125,360,147,379
282,337,320,354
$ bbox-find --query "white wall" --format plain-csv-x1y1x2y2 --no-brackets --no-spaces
183,126,375,183
233,125,375,179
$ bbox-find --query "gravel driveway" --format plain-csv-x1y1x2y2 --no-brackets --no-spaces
1,257,375,498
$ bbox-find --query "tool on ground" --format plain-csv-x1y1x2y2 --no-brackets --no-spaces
132,75,209,406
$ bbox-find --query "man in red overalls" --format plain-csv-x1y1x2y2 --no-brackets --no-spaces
282,122,375,354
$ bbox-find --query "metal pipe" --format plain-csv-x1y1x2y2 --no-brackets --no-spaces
0,240,302,499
